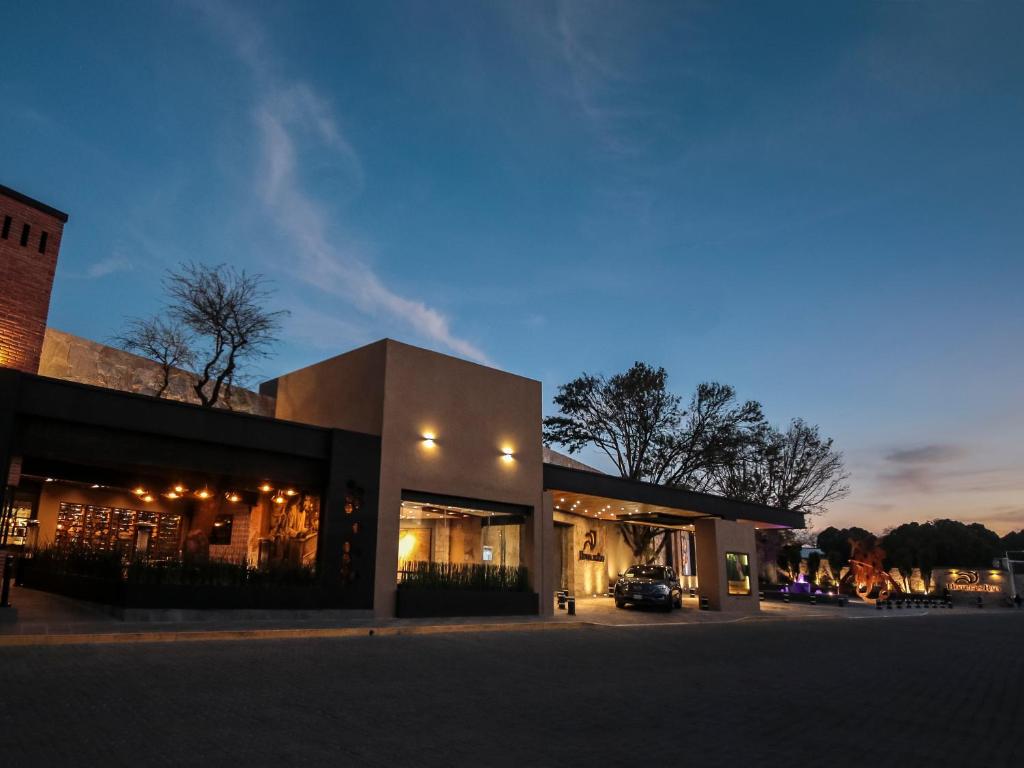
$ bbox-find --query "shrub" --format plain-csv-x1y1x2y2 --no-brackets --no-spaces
398,561,530,592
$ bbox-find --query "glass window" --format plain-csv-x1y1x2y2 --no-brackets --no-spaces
726,552,751,595
209,514,233,545
397,500,527,588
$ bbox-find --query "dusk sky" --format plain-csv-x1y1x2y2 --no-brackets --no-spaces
3,2,1022,535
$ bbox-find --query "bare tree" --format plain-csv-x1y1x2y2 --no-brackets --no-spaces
165,263,287,408
116,317,194,398
619,525,668,565
714,419,849,516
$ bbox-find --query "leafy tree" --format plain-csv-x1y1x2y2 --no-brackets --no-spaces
815,526,875,585
543,365,765,487
116,317,194,398
806,550,822,585
1002,530,1024,554
777,541,803,582
543,362,680,481
881,519,1001,590
646,383,764,491
713,419,849,516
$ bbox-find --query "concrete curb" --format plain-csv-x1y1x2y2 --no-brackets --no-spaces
0,619,590,647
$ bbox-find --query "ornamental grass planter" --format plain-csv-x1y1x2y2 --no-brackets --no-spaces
18,558,347,610
395,587,539,618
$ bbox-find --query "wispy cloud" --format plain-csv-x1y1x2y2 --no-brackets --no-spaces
191,1,489,365
73,255,134,279
554,1,652,156
885,444,965,464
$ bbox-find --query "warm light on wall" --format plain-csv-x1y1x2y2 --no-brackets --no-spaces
165,491,180,499
226,492,240,503
173,484,186,494
142,494,154,503
501,447,515,462
260,483,272,493
273,495,286,504
421,432,437,447
285,489,298,497
133,487,146,496
196,489,211,500
398,532,418,562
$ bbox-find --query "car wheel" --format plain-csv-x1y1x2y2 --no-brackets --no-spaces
615,596,625,608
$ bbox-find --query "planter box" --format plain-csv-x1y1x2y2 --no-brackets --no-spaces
395,588,539,618
19,563,352,610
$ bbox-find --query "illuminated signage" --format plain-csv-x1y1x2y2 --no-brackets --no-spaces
578,529,605,563
940,569,1006,594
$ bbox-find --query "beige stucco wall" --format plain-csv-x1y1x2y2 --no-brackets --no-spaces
271,339,546,618
695,518,760,613
38,328,274,416
269,340,387,436
376,341,544,617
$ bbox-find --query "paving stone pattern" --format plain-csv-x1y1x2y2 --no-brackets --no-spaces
1,611,1021,767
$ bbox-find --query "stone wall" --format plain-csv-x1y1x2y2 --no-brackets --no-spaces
38,328,275,416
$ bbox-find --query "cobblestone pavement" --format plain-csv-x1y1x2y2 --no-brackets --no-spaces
1,611,1021,767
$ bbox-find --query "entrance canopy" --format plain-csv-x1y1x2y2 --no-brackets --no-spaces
543,464,804,530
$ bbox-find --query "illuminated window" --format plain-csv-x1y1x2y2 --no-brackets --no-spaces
725,552,751,595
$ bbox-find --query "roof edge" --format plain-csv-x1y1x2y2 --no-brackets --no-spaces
0,183,70,222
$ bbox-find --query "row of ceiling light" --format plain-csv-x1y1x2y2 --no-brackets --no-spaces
127,484,300,505
557,496,639,519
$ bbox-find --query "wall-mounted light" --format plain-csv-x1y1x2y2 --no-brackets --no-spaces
173,484,186,494
142,494,154,503
259,483,272,493
422,432,437,447
133,487,146,496
285,489,298,497
273,494,286,504
165,491,180,500
226,492,240,503
501,447,515,462
196,489,211,500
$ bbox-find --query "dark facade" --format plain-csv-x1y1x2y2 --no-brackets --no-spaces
0,368,382,609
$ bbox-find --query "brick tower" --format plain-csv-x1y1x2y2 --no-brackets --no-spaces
0,184,68,373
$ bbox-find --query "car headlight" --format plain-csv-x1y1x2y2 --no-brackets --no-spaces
655,584,670,595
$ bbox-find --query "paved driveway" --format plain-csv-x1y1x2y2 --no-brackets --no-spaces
2,609,1021,767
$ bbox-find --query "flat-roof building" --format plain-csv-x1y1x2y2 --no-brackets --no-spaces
0,183,802,618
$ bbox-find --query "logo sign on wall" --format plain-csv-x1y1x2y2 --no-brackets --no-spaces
943,569,1004,593
579,529,605,562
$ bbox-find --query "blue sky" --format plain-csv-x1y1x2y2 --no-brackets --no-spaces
3,1,1022,534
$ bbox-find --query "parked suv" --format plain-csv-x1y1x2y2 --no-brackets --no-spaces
613,565,682,611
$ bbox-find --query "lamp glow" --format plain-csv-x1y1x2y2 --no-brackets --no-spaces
501,447,514,462
422,432,436,447
259,483,272,493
